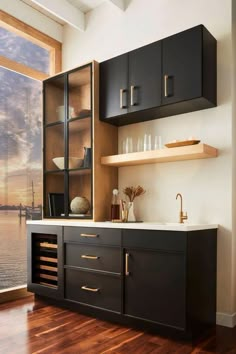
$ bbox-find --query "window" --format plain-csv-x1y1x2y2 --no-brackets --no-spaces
0,10,61,295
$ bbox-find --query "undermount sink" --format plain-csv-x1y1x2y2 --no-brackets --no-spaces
147,222,190,226
164,222,187,226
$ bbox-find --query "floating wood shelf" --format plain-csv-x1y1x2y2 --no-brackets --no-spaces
101,144,218,167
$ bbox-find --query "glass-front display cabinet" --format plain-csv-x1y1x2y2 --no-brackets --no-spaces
43,64,93,219
43,62,118,220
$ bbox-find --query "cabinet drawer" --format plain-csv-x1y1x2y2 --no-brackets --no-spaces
64,227,121,246
65,269,121,312
65,244,121,273
123,230,186,252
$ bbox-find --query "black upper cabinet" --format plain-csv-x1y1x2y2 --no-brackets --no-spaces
100,53,128,119
99,41,161,124
162,25,216,106
162,26,202,104
128,41,162,113
99,25,216,126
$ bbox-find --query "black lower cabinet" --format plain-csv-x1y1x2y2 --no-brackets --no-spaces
28,225,217,339
124,249,186,330
65,268,121,313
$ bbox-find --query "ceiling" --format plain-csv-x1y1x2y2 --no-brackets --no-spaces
66,0,106,14
21,0,126,31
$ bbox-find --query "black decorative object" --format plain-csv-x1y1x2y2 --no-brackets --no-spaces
48,193,64,216
83,147,92,168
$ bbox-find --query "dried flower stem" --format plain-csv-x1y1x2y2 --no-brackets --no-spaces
123,185,146,202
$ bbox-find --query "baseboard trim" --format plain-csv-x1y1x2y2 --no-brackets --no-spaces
216,312,236,327
0,285,32,304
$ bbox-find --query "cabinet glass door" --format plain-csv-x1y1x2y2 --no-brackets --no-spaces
44,75,65,125
44,75,66,218
67,65,92,218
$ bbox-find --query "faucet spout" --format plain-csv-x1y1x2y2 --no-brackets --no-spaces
176,193,183,212
176,193,188,224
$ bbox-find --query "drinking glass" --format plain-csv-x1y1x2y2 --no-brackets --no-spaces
122,137,133,153
144,134,151,151
154,135,162,150
137,137,143,152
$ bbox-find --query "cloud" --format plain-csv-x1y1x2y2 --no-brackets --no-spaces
0,68,42,171
0,27,49,73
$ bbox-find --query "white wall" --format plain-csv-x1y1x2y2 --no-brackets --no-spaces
0,0,63,42
62,0,234,320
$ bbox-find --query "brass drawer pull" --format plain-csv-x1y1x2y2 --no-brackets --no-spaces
120,88,126,109
81,285,99,292
164,74,169,97
130,85,138,106
81,255,99,260
80,233,98,238
125,253,130,276
130,85,135,106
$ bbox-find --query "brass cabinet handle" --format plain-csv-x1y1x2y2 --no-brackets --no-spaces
130,85,135,106
125,253,130,276
80,233,98,238
120,88,126,109
81,285,99,292
81,255,99,260
164,75,169,97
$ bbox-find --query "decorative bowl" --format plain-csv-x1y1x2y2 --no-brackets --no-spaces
52,157,83,170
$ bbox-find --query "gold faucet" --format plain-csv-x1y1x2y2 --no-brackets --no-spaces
176,193,188,223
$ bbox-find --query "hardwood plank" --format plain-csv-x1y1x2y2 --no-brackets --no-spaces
1,296,236,354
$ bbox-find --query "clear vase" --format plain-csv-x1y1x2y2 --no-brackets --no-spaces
128,202,136,222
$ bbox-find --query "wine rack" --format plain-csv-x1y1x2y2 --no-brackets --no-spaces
32,233,58,289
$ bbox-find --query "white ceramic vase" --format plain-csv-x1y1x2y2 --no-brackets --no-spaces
128,202,136,222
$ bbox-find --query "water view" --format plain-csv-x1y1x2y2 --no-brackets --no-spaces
0,210,27,290
0,28,48,292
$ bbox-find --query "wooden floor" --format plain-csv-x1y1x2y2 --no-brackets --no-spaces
0,296,236,354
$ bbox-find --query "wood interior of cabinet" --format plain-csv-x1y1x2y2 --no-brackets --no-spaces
68,118,91,159
45,124,64,171
93,61,119,221
68,66,91,87
69,71,91,117
32,234,58,289
101,144,218,167
45,80,64,124
69,171,92,216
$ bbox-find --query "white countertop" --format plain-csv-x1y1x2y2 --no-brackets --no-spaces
27,219,218,231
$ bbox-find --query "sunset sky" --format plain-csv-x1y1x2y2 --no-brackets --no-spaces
0,27,49,206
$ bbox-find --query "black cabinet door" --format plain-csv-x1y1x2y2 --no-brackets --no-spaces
162,25,202,105
124,249,186,330
129,41,162,113
100,53,128,119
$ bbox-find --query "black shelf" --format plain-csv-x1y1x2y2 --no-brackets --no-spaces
45,120,64,128
68,114,91,123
